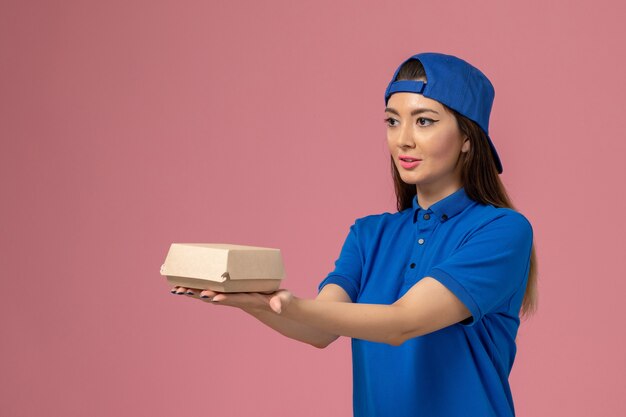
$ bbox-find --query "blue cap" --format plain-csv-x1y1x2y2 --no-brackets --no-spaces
384,52,503,174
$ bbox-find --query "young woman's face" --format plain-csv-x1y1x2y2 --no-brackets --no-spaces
385,91,470,194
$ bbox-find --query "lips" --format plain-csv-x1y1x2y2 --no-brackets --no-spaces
399,158,421,169
399,155,422,162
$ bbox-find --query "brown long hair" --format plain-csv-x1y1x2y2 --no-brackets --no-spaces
390,59,538,319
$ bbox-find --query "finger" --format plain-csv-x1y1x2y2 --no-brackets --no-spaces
269,296,282,314
185,288,197,296
199,289,218,299
208,292,247,306
211,293,226,302
170,286,179,294
175,286,187,295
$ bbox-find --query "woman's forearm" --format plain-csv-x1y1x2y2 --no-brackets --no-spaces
242,307,340,348
281,298,405,345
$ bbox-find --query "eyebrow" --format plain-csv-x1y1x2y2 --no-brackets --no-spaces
384,107,440,116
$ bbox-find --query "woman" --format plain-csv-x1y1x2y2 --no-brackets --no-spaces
172,52,538,417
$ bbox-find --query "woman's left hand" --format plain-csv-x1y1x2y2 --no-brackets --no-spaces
171,286,294,314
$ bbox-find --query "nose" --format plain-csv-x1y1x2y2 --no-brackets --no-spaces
396,122,416,149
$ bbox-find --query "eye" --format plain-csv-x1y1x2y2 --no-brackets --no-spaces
417,117,436,127
383,117,398,127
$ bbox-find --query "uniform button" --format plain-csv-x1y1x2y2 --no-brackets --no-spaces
418,238,425,245
410,263,416,269
423,213,430,220
441,214,448,221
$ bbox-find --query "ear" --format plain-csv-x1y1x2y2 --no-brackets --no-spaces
461,136,470,153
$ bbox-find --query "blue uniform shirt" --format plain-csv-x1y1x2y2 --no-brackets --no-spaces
317,186,534,417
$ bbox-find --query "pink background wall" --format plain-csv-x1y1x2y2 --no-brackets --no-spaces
2,1,625,416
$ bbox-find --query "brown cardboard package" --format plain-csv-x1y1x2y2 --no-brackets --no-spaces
160,243,285,293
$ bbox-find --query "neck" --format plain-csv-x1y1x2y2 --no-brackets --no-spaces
415,181,463,210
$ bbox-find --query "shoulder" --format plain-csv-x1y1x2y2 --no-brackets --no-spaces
483,206,533,232
351,209,410,232
465,205,534,244
337,210,407,248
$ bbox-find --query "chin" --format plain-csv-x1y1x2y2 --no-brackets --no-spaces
399,174,422,185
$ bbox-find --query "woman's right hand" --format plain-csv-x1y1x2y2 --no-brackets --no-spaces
171,285,342,348
170,286,292,314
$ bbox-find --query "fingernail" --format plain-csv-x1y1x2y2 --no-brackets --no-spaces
200,294,209,299
186,291,194,295
170,289,176,294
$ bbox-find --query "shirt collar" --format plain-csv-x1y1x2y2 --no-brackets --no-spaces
412,186,474,223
